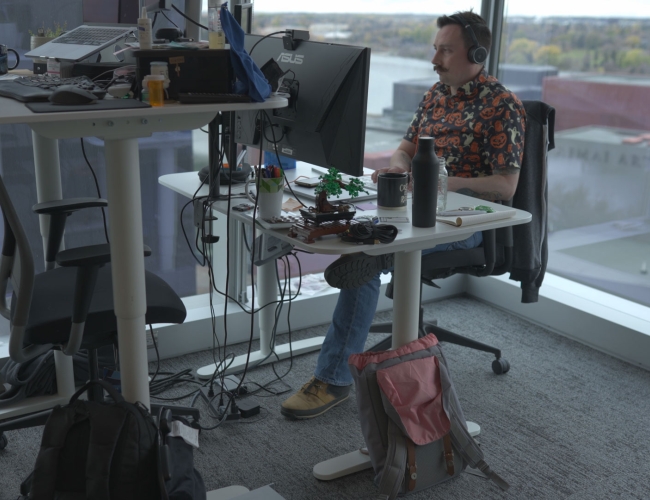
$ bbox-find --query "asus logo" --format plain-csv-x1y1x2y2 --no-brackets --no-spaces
277,53,304,65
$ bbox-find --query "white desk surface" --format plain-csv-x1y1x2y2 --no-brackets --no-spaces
159,168,532,256
0,94,288,126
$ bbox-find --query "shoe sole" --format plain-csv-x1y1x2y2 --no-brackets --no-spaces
280,393,350,420
324,253,394,290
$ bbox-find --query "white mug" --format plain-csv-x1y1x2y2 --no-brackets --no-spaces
245,175,285,220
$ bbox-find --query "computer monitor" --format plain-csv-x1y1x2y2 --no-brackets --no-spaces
234,35,370,178
82,0,192,30
235,3,254,34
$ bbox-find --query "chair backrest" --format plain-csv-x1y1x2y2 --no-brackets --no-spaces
417,100,555,303
0,175,52,362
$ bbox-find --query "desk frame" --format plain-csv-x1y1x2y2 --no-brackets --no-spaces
0,96,287,414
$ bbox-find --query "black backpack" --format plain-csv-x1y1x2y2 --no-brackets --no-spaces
22,380,161,500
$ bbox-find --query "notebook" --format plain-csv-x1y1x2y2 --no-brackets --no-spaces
25,25,135,62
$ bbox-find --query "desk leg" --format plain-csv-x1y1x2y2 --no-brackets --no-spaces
32,132,75,399
392,249,422,348
312,249,474,481
104,137,150,408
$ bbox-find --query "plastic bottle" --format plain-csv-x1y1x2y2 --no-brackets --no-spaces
208,0,225,49
411,137,439,228
137,7,153,50
147,74,165,107
437,157,448,214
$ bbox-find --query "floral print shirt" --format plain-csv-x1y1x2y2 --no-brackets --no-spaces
404,70,526,178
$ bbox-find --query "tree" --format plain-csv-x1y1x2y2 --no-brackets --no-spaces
313,168,368,213
507,38,539,65
534,45,562,66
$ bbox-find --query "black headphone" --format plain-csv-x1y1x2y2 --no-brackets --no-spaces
449,14,488,65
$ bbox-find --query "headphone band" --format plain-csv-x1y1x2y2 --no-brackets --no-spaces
449,14,481,48
448,14,488,65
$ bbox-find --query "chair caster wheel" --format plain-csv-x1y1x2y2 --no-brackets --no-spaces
492,358,510,375
0,432,7,450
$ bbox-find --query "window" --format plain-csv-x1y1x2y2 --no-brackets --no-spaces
500,1,650,307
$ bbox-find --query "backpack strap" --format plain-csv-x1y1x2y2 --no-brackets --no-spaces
29,404,88,499
85,403,129,500
377,419,408,500
449,418,510,491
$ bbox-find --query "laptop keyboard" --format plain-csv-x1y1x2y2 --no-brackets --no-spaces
52,26,133,46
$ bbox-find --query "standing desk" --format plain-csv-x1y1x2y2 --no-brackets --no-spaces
0,94,288,412
159,166,532,413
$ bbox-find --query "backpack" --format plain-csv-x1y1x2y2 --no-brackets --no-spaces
22,379,161,500
349,334,509,499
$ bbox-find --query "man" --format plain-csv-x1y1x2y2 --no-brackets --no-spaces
281,11,526,420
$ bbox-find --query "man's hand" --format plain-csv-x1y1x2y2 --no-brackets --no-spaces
371,166,409,183
371,139,417,183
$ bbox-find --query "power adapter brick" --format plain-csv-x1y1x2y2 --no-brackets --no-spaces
237,398,260,418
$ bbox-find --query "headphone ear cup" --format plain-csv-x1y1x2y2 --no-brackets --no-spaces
468,45,488,64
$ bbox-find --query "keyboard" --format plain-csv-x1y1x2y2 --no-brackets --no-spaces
177,93,252,104
14,75,106,99
0,75,107,103
341,174,377,192
310,167,377,192
52,26,133,46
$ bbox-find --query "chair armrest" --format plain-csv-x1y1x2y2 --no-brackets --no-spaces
56,244,152,267
56,243,152,356
32,197,108,214
32,198,108,268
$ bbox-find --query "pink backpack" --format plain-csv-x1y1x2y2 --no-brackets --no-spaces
349,334,509,499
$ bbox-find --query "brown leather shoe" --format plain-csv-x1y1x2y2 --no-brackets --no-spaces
281,377,350,419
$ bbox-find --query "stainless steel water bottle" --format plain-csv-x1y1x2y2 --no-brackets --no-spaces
411,137,439,227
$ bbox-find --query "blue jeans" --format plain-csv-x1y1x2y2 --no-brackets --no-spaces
314,232,483,386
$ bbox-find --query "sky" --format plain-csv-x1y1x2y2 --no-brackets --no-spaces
253,0,650,18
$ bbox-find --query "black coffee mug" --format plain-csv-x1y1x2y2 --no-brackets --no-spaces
0,45,20,75
377,172,409,209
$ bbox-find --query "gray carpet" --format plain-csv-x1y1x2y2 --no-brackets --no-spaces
1,296,649,500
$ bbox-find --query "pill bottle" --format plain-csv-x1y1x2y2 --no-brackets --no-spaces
147,74,165,107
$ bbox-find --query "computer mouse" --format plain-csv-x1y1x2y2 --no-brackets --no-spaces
49,85,98,105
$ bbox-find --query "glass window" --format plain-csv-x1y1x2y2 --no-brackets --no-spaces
0,0,199,298
500,1,650,306
247,1,481,279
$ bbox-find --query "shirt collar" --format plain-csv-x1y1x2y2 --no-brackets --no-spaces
438,68,489,98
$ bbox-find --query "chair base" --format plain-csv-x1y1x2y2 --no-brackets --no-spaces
367,307,510,375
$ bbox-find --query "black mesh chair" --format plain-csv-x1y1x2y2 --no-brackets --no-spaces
0,175,189,449
369,100,555,374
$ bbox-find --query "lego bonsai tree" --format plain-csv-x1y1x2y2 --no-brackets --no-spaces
313,167,368,213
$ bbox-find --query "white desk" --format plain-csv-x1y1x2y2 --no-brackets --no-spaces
0,95,288,410
160,166,532,381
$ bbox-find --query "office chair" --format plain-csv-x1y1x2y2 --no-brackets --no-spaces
0,176,190,450
369,100,555,374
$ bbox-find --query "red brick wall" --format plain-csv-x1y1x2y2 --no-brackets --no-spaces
542,76,650,132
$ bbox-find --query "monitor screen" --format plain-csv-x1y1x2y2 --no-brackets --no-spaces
234,35,370,178
83,0,173,25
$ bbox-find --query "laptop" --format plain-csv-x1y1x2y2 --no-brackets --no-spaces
285,183,377,204
25,25,135,62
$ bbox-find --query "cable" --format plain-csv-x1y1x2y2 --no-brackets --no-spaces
172,4,208,30
79,138,110,244
160,10,179,29
249,31,288,55
148,324,160,383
